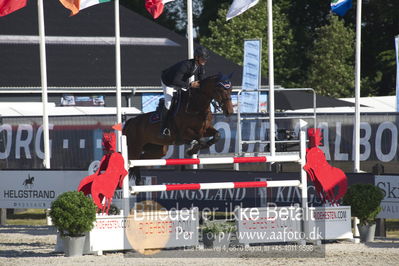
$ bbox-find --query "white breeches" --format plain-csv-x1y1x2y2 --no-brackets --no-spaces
161,81,175,110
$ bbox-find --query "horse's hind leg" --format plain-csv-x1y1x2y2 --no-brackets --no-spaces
130,167,142,186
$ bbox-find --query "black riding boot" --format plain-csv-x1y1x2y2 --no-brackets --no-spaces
160,106,171,137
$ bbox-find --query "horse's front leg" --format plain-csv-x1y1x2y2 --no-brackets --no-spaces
185,127,220,156
202,126,220,149
183,127,203,156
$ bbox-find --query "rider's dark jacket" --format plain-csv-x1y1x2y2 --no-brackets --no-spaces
161,59,205,89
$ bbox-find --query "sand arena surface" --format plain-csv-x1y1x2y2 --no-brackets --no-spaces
0,225,398,265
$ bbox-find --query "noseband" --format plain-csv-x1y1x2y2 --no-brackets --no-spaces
212,80,232,113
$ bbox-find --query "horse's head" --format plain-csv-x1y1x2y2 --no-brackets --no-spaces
207,73,234,116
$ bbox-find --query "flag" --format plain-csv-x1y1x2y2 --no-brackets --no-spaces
226,0,259,21
59,0,111,16
0,0,27,17
331,0,352,16
145,0,174,19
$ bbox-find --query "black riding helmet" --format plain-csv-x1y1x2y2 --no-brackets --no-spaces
194,46,210,60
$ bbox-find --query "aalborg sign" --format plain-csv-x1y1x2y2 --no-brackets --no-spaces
0,170,86,208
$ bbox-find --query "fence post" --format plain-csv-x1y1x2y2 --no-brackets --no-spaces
0,208,6,225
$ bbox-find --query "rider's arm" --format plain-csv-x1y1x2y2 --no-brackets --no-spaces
170,61,191,89
196,65,205,81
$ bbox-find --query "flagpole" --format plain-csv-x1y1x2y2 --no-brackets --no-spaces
354,0,362,172
267,0,275,157
115,0,122,152
187,0,197,168
187,0,194,59
37,0,50,169
114,0,129,215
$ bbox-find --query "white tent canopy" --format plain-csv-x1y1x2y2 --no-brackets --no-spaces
285,96,396,113
0,102,141,117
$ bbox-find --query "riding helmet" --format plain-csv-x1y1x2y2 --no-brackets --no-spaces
194,46,210,60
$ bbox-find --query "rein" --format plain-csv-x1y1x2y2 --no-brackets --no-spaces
185,75,231,115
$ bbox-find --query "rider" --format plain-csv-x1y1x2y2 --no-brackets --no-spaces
159,46,210,137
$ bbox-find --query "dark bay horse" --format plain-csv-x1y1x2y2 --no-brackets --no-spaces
122,73,234,184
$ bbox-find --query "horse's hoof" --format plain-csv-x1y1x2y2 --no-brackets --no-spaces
186,147,199,156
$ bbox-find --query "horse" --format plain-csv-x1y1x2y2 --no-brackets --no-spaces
23,174,34,189
122,73,234,184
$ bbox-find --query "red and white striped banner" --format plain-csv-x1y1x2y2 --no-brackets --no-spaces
128,154,300,167
130,180,301,194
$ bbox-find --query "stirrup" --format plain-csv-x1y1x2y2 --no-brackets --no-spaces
162,128,171,136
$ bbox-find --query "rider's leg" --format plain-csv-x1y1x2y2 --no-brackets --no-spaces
160,82,174,136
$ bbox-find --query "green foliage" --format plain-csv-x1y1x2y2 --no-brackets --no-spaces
343,184,384,226
200,0,297,87
202,221,236,234
49,191,97,237
359,0,399,95
305,15,355,98
122,0,398,96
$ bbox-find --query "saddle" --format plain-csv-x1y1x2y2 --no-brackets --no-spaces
149,91,184,123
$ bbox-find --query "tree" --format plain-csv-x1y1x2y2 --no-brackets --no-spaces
360,0,399,95
305,15,355,98
197,0,230,38
200,1,297,87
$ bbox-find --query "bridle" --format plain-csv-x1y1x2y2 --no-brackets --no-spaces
212,80,232,113
186,76,232,114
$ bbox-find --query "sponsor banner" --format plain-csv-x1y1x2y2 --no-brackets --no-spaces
86,208,199,252
1,114,399,172
0,170,87,208
375,175,399,219
307,206,352,240
241,39,262,113
235,206,352,243
61,94,105,106
136,170,373,211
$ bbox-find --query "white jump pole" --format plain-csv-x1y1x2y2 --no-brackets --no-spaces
130,180,301,194
299,119,309,241
129,154,300,168
121,135,130,215
299,119,308,210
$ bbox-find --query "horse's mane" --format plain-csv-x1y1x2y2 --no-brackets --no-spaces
200,73,222,83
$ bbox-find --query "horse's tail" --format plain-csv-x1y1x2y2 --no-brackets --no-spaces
122,119,131,135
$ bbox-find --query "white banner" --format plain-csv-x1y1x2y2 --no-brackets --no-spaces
395,35,399,111
240,39,261,113
375,175,399,219
0,170,87,208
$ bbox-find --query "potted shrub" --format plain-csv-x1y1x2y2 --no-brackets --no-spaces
343,183,384,242
49,191,97,256
202,221,236,248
